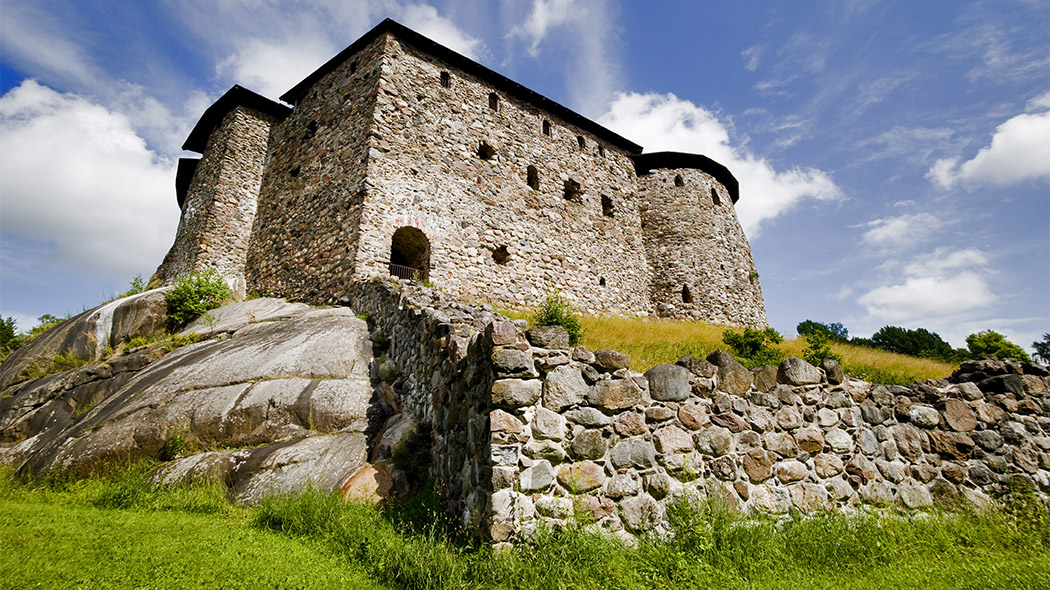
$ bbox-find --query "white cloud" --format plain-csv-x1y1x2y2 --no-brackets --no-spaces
0,3,102,90
402,3,483,59
0,80,178,282
218,36,339,99
598,92,841,236
929,91,1050,189
857,248,997,327
508,0,576,56
861,213,943,248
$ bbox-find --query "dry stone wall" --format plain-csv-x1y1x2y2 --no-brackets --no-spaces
638,167,766,328
480,331,1049,546
245,37,385,301
155,106,279,298
355,35,653,315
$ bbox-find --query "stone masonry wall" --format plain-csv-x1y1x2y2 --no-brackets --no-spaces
245,36,385,301
155,106,279,298
355,35,652,315
638,168,766,328
482,328,1049,546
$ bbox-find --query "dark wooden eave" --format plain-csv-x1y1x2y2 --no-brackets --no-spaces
280,18,643,155
631,151,740,203
182,85,292,153
175,158,199,209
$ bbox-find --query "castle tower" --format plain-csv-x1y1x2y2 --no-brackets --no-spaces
152,86,289,298
635,152,767,328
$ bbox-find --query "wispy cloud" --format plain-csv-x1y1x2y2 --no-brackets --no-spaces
599,92,841,237
929,91,1050,189
741,45,764,72
860,212,944,249
506,0,575,56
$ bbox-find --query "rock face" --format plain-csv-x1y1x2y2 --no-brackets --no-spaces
1,298,375,502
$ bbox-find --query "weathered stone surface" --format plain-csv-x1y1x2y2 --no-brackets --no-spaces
777,460,808,483
677,356,717,378
797,428,825,453
526,325,570,349
696,427,733,456
557,461,606,493
708,351,753,395
751,484,790,513
791,482,829,512
942,399,976,432
613,412,647,436
605,473,641,498
619,494,663,533
743,449,775,482
569,429,606,460
825,429,853,454
752,366,779,392
778,357,822,386
520,460,555,492
814,454,844,478
820,359,845,385
563,407,609,427
594,350,631,371
677,404,708,430
846,455,877,481
542,366,589,411
588,378,642,410
531,407,567,440
897,483,932,508
955,382,984,401
654,425,693,454
777,406,803,430
492,348,535,374
491,409,522,434
493,379,542,408
645,364,691,401
876,460,907,483
892,424,924,461
492,490,536,522
764,432,798,457
909,405,941,428
489,321,520,346
610,437,657,469
929,431,974,460
749,407,775,432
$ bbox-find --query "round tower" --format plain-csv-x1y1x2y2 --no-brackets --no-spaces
634,152,767,328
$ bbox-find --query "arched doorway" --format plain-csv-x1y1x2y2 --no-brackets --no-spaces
389,226,430,281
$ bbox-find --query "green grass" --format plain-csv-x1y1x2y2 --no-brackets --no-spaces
3,467,1048,590
499,310,957,384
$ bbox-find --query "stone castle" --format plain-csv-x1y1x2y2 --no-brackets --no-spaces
153,18,766,327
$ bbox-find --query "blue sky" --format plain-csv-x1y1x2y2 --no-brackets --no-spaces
1,0,1047,352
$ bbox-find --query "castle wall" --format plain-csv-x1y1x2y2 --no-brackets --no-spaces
154,105,278,297
639,168,766,328
245,37,386,300
354,36,652,315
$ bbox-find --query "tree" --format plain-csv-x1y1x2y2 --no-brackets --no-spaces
796,320,849,342
966,330,1031,363
868,325,954,360
1033,334,1050,365
723,327,785,368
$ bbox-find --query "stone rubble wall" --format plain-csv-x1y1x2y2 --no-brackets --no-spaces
481,330,1050,545
355,35,653,315
245,36,386,301
343,278,508,529
154,106,279,298
638,167,766,328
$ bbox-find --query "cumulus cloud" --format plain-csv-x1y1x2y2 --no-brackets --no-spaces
218,36,339,99
860,213,943,248
598,92,841,236
929,91,1050,189
0,81,178,282
857,248,996,325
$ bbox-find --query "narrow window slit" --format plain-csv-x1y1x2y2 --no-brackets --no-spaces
440,71,451,88
527,165,540,190
682,285,693,304
488,93,499,110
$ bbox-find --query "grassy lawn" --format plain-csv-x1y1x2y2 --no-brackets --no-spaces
0,498,385,590
1,467,1048,590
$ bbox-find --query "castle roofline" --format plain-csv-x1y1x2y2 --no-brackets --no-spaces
182,85,292,153
631,151,739,203
281,18,644,155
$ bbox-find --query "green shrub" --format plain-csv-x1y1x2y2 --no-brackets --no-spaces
966,330,1032,363
722,327,784,368
533,288,584,346
164,269,230,330
802,330,843,366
